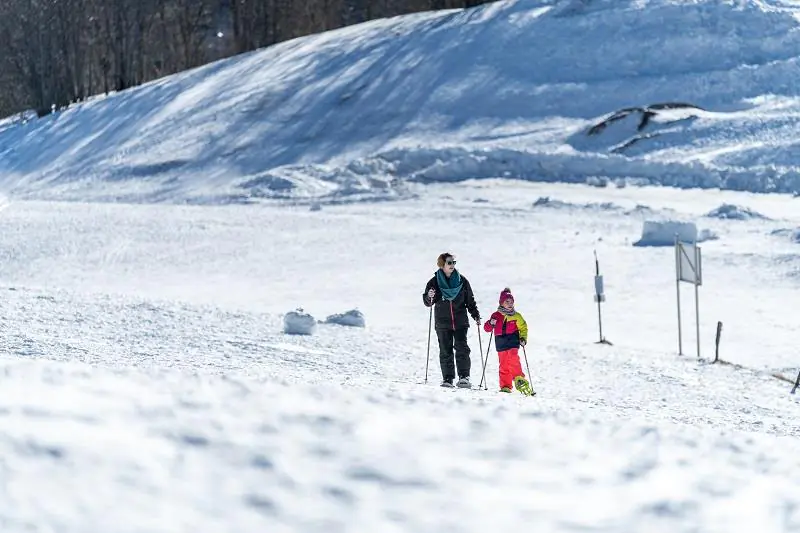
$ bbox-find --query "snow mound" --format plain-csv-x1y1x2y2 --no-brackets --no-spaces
532,196,660,216
325,309,366,328
772,228,800,243
633,220,718,247
699,228,719,242
704,203,770,220
626,204,662,216
283,309,317,335
533,196,622,211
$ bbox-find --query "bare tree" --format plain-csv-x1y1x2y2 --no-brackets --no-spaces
0,0,498,119
231,0,279,53
291,0,344,36
0,0,64,115
169,0,215,70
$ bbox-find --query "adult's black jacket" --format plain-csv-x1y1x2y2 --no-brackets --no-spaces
422,272,480,330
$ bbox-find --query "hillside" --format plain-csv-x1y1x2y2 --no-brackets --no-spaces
2,0,800,205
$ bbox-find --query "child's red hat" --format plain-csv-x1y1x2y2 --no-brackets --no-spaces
499,288,514,304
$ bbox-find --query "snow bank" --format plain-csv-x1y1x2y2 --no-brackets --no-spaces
704,203,770,220
633,220,718,247
311,146,800,201
283,309,316,335
325,309,366,328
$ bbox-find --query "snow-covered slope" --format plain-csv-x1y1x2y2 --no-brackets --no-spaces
3,0,800,204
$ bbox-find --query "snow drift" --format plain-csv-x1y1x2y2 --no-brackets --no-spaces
325,310,366,328
532,196,662,217
633,220,717,247
772,227,800,244
705,203,771,221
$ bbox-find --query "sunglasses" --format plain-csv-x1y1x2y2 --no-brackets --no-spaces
446,260,457,265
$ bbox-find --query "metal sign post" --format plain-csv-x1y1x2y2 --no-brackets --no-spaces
593,250,612,345
675,235,702,358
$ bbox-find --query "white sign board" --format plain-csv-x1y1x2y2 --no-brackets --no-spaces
594,274,605,302
675,237,702,358
677,242,702,285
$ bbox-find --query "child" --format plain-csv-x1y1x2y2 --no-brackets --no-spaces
483,288,534,396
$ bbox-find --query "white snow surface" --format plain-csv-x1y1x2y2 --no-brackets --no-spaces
3,1,800,531
4,0,800,203
2,181,800,531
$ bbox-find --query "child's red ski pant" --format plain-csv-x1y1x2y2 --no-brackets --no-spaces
498,348,524,389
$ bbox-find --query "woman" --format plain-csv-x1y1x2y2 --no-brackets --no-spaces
422,252,481,388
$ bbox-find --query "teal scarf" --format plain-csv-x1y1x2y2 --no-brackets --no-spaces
436,269,463,301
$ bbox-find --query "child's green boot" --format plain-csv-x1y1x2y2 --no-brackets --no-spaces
513,376,534,396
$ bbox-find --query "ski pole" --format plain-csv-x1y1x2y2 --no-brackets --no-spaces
425,302,432,383
479,332,493,390
521,344,535,396
476,324,484,385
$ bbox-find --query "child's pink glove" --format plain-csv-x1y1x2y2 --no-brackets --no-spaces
490,318,497,326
